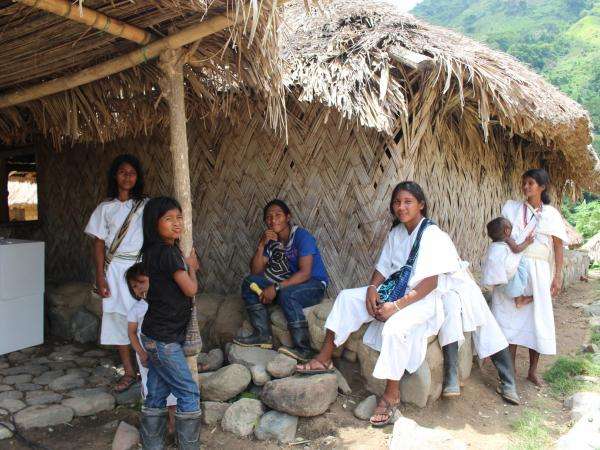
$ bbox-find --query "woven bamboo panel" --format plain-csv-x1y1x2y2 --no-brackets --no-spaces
36,101,540,293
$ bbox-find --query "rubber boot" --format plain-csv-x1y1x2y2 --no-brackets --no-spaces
140,407,168,450
442,342,460,397
278,321,313,363
175,410,202,450
491,347,520,405
233,303,273,349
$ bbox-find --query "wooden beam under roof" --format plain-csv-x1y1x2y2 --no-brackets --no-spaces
16,0,152,45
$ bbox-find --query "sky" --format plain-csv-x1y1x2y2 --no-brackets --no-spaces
380,0,423,12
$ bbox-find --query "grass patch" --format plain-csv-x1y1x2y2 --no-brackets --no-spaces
508,409,552,450
591,330,600,346
543,355,600,397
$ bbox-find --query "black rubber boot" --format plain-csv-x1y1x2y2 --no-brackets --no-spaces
491,347,520,405
442,342,460,397
140,407,168,450
233,303,273,349
278,321,313,363
175,410,202,450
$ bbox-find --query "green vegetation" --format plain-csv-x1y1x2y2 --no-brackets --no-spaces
412,0,600,156
543,354,600,397
562,196,600,240
509,409,553,450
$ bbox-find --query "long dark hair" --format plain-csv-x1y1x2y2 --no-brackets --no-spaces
390,181,428,227
139,196,182,264
523,168,551,204
107,154,145,200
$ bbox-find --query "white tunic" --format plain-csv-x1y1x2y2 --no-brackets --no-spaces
324,220,460,380
491,200,568,354
482,242,522,288
85,198,146,315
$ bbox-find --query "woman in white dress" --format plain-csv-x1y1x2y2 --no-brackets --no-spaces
491,169,568,386
296,182,461,426
85,154,147,393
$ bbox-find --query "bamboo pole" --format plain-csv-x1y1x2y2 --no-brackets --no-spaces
159,47,201,385
0,2,252,109
17,0,152,45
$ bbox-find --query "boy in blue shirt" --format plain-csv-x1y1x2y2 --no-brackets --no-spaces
234,199,329,362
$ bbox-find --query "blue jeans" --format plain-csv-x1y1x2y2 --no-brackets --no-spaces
140,335,201,413
241,274,325,326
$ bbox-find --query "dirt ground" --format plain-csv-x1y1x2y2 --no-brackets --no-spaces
2,273,598,450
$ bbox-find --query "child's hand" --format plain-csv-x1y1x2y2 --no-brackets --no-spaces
139,350,149,368
185,249,200,272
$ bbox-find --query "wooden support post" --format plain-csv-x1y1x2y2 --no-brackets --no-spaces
159,47,201,384
17,0,152,45
389,47,434,72
0,158,8,223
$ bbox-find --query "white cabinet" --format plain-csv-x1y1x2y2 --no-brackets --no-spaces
0,238,44,355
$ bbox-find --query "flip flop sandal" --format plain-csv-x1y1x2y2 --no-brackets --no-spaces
295,359,335,375
369,396,401,427
113,375,136,393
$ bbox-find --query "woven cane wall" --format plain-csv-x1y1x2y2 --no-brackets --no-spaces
35,101,539,293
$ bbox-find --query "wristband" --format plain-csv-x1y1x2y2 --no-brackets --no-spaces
368,284,377,289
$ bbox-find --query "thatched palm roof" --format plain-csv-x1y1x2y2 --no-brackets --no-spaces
281,0,600,192
0,0,290,146
582,232,600,263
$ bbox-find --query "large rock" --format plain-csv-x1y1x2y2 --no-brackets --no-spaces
16,383,42,392
197,349,224,372
254,410,298,444
227,344,279,369
221,398,264,437
390,417,466,450
0,399,26,413
305,299,342,357
195,294,246,349
250,365,271,386
201,401,229,426
356,341,385,396
4,374,32,385
47,282,93,310
114,383,142,406
0,390,23,401
266,354,296,378
261,374,338,417
0,421,14,440
49,373,85,391
1,365,47,377
270,307,293,347
33,370,64,386
565,392,600,421
14,405,74,429
62,392,115,416
111,421,139,450
25,391,63,406
354,395,377,420
70,308,100,344
200,364,251,402
457,334,473,382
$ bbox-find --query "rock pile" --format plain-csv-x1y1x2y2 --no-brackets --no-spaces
0,344,137,438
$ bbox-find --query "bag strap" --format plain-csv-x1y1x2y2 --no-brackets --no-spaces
104,199,144,272
405,218,432,268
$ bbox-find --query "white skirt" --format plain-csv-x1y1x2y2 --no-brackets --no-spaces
100,312,129,345
491,254,556,355
438,265,508,358
103,257,138,315
324,286,444,380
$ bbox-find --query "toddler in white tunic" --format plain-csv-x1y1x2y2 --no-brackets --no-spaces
324,219,460,381
85,198,146,345
127,299,177,407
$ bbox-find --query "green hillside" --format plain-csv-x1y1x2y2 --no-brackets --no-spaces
412,0,600,155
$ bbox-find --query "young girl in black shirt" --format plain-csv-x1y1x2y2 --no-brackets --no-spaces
138,196,201,450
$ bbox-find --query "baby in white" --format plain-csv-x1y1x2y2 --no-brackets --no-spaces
482,217,534,308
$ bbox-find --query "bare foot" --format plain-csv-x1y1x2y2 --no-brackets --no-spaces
527,372,545,387
515,296,533,308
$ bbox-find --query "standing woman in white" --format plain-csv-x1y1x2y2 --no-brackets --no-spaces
85,154,147,393
297,182,461,426
491,169,568,386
